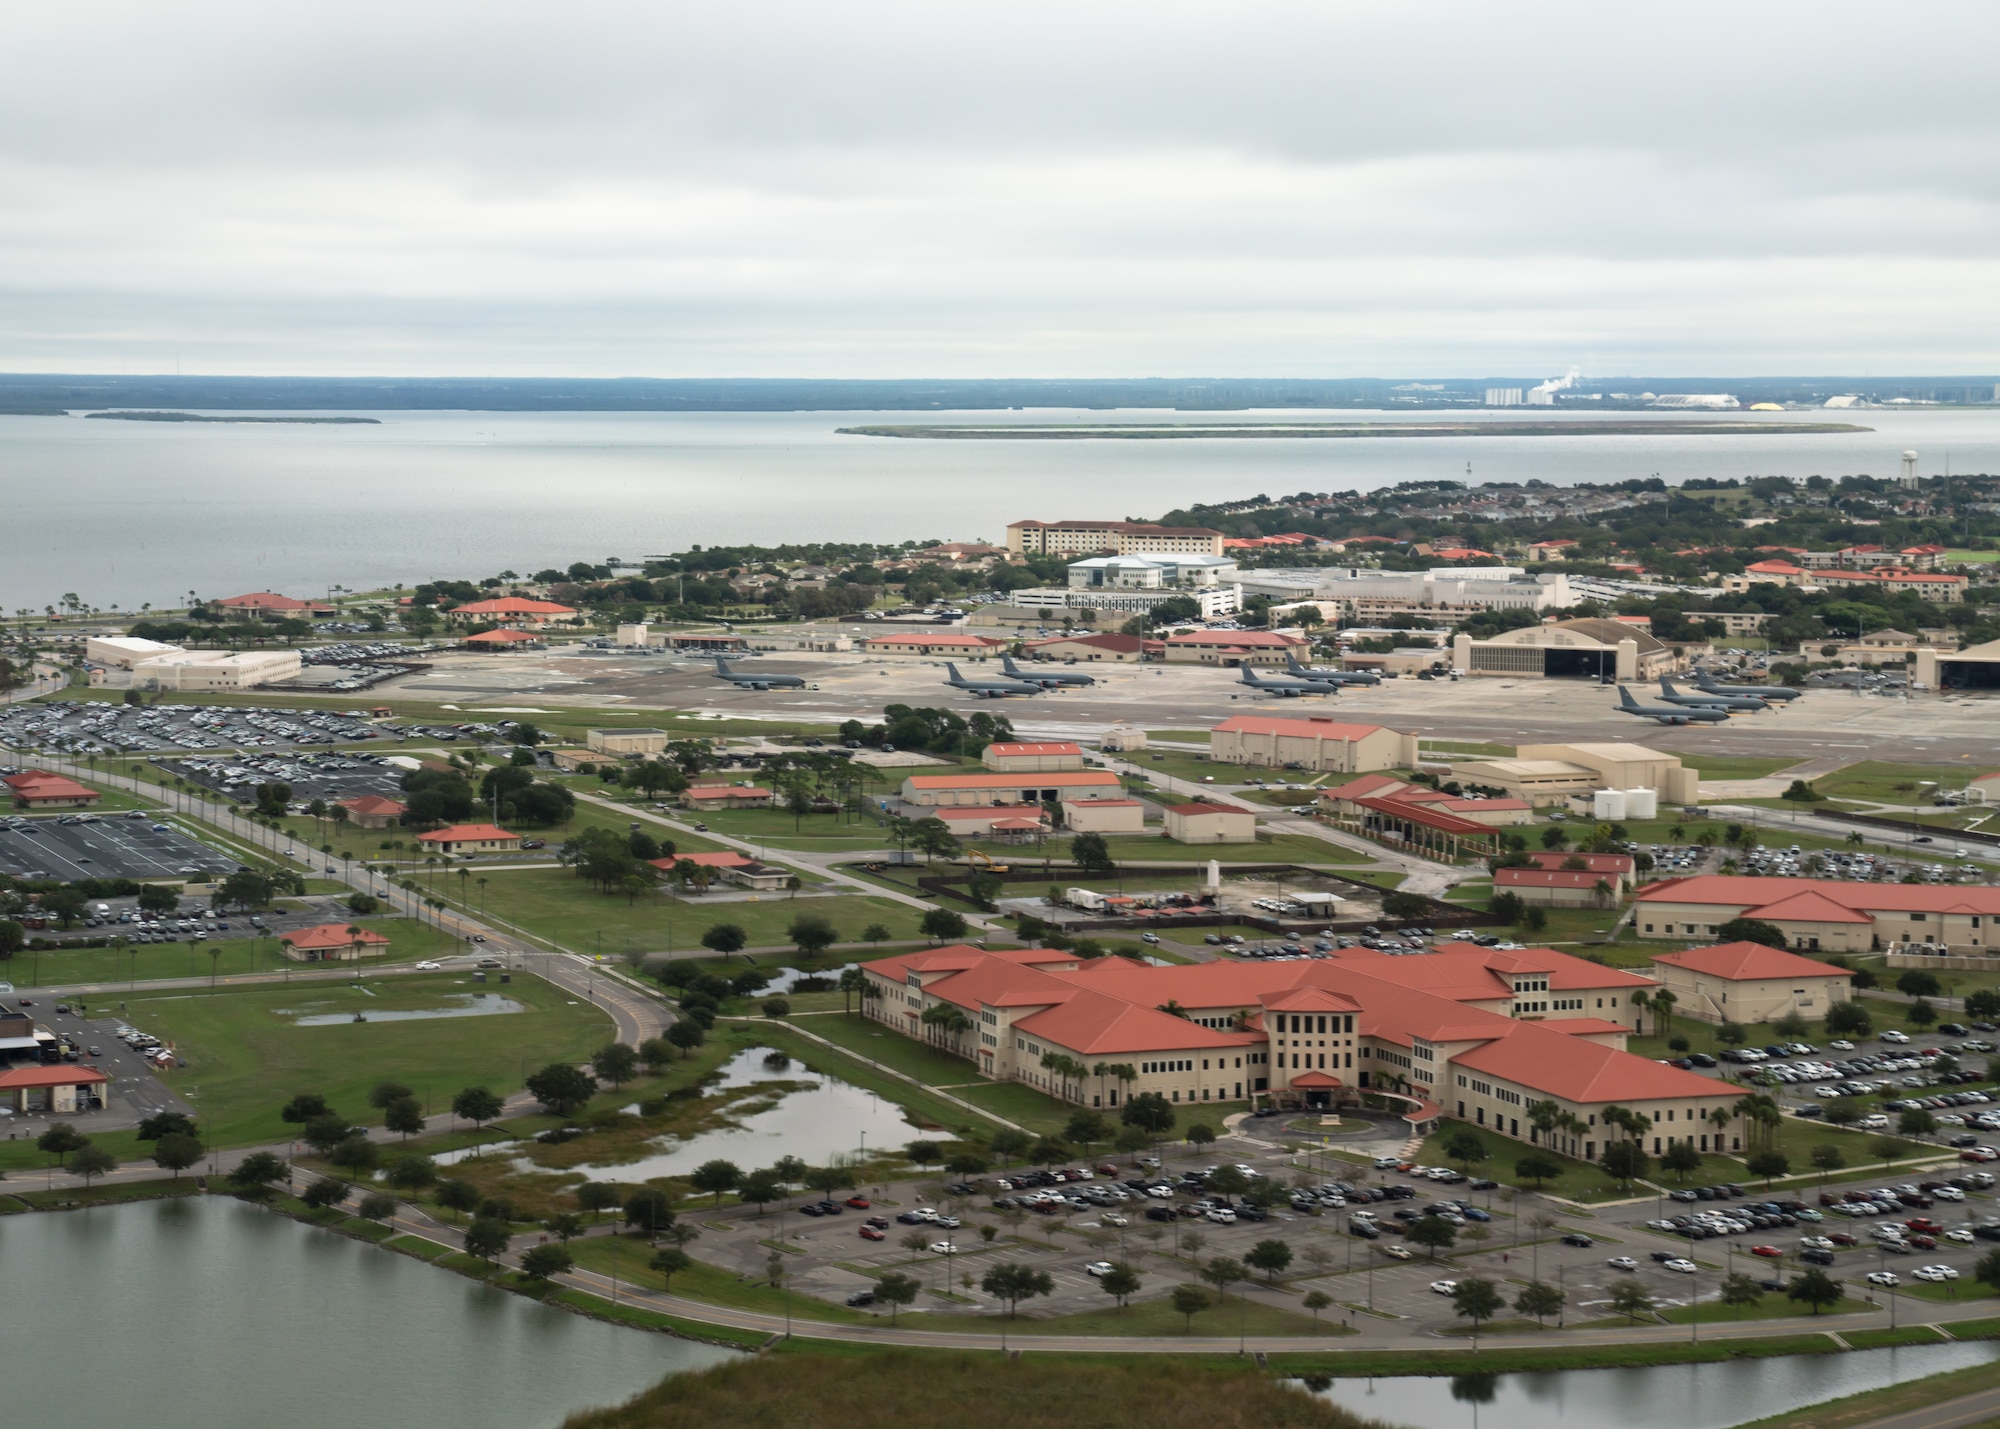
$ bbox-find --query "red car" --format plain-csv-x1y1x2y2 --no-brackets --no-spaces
1910,1234,1938,1249
1906,1218,1943,1235
1829,1232,1859,1246
1750,1245,1782,1259
845,1196,872,1209
859,1225,885,1241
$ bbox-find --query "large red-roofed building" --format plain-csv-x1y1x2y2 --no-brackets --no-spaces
1648,941,1855,1024
1635,876,2000,954
861,941,1738,1162
4,770,102,809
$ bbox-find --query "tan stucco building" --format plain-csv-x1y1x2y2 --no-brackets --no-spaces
1208,715,1418,774
586,728,670,756
1163,802,1257,843
1649,941,1855,1024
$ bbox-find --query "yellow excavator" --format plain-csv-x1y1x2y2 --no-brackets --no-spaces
967,850,1010,874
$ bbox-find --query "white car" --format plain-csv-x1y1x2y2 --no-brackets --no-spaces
1934,1186,1966,1202
1382,1245,1414,1261
1882,1030,1913,1044
1859,1114,1891,1130
1100,1213,1129,1227
1830,1040,1856,1050
1374,1156,1403,1169
1663,1258,1698,1274
1606,1256,1639,1272
1866,1270,1901,1287
1429,1280,1459,1295
1946,1229,1977,1244
1205,1208,1237,1224
1799,1236,1835,1251
414,960,441,970
928,1241,959,1256
1084,1261,1116,1278
1914,1265,1960,1282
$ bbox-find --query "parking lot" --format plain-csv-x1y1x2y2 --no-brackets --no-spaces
0,813,237,882
0,699,390,758
158,751,409,808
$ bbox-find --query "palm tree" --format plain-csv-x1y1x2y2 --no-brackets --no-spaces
1669,823,1686,842
1156,1000,1191,1020
1708,1104,1733,1152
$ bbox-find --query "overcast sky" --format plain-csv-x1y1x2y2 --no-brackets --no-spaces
5,1,1999,378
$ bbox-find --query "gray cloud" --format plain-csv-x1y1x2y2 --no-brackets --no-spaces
3,0,1999,375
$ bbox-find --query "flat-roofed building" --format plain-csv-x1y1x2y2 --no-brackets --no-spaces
87,636,185,668
1209,714,1417,774
861,632,1009,657
1162,802,1257,843
1648,941,1854,1024
586,728,670,756
1454,742,1698,806
900,769,1124,809
1452,617,1686,681
1061,798,1147,834
682,784,774,810
1007,519,1226,558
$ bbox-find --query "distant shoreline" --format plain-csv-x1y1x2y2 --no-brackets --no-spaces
837,420,1874,440
81,411,382,425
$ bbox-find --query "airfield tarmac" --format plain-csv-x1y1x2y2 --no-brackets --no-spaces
371,647,2000,767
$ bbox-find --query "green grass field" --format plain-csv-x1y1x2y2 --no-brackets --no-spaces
110,971,613,1147
9,916,458,989
1683,755,1806,780
466,865,928,956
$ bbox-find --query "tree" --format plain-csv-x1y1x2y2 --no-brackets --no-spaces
37,1122,88,1167
1441,1130,1488,1174
989,1128,1032,1165
384,1097,426,1140
462,1218,512,1262
1303,1290,1334,1322
575,1181,622,1223
789,913,838,958
1976,1248,2000,1294
761,997,791,1019
875,1271,921,1323
1600,1139,1650,1190
1100,1263,1142,1309
1786,1268,1845,1315
1896,969,1943,999
70,1143,117,1187
1383,890,1431,921
1827,1001,1873,1037
330,1137,379,1175
1121,1091,1176,1138
1661,1140,1703,1182
690,1158,743,1207
647,1246,692,1291
435,1179,481,1221
919,908,968,942
1406,1214,1457,1260
699,923,747,958
1201,1256,1248,1305
280,1092,331,1125
229,1151,287,1192
1747,1150,1790,1186
1514,1155,1560,1188
1513,1279,1564,1326
543,1212,585,1244
525,1062,597,1117
357,1192,399,1222
1716,918,1787,949
519,1244,574,1285
1608,1280,1656,1323
1719,1272,1765,1315
1908,999,1937,1029
982,1262,1055,1316
152,1131,204,1179
592,1042,639,1087
1185,1122,1217,1151
667,1020,707,1058
906,1139,943,1170
1170,1284,1211,1331
623,1187,676,1238
1898,1109,1938,1139
301,1178,350,1211
1810,1143,1847,1182
1070,832,1116,876
1451,1277,1504,1332
1245,1238,1293,1284
136,1110,198,1142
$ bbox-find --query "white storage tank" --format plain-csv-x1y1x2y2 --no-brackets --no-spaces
1624,787,1659,819
1592,788,1627,820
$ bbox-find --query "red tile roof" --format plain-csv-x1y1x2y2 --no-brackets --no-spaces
414,823,519,844
1165,630,1306,648
1523,852,1633,874
985,743,1083,758
864,632,1006,648
336,795,406,817
465,628,543,644
217,591,317,611
1352,795,1493,837
1023,633,1147,653
904,770,1120,791
3,771,100,803
1322,774,1412,801
280,923,391,951
1496,868,1622,890
684,785,773,801
1652,941,1855,982
649,851,753,870
450,597,577,615
1635,876,2000,918
0,1065,111,1089
1453,1020,1721,1104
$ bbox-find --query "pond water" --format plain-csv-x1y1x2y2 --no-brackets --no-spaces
284,993,524,1026
758,964,854,994
3,1197,733,1428
1308,1341,2000,1429
570,1046,919,1180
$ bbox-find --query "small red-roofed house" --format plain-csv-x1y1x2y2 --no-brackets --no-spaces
445,597,578,627
414,823,521,855
335,794,406,830
279,922,392,963
3,770,102,810
464,628,544,648
0,1063,111,1114
1649,941,1854,1024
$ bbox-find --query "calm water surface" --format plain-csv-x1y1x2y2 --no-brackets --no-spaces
6,406,2000,609
1309,1341,2000,1429
3,1196,732,1428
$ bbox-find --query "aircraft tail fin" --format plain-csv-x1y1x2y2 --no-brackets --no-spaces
1618,686,1638,707
714,657,734,674
946,662,963,682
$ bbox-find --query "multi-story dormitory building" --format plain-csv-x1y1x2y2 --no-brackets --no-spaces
863,940,1746,1162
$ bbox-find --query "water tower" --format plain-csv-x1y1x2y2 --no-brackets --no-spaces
1901,450,1920,488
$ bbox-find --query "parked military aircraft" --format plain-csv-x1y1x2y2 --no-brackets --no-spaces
1284,655,1382,686
1696,672,1801,702
1001,654,1096,688
945,662,1043,698
711,657,806,690
1237,666,1341,698
1658,677,1767,713
1614,685,1729,724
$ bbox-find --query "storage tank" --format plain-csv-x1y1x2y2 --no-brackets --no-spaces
1592,789,1627,821
1623,787,1658,819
